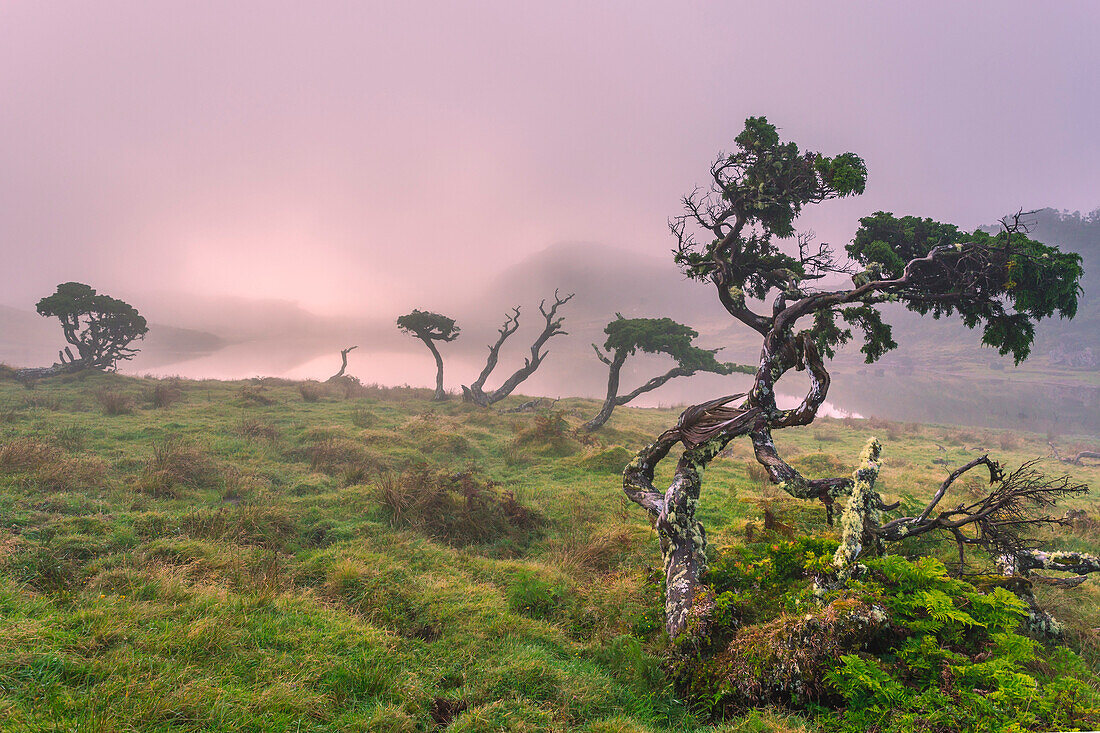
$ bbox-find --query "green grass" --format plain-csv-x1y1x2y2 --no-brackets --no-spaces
0,371,1098,731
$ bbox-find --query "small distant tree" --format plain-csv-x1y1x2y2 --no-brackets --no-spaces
462,290,574,407
581,315,753,431
327,345,358,382
397,310,460,401
624,117,1091,636
33,282,148,373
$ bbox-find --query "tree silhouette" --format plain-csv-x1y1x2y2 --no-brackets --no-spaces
462,291,574,407
581,314,752,431
397,310,460,401
33,282,148,372
623,117,1088,636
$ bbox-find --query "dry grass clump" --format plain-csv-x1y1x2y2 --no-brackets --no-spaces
292,436,373,474
745,461,769,485
0,436,107,491
96,389,135,416
377,468,541,548
51,425,88,452
998,432,1022,451
350,407,378,429
150,381,183,408
298,382,324,403
551,524,642,574
233,416,280,442
179,503,299,550
137,438,222,498
22,393,62,411
509,410,582,457
237,384,275,406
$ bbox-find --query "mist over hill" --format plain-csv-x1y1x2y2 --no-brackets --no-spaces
2,208,1097,432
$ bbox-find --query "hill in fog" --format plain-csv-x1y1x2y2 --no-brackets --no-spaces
2,209,1097,432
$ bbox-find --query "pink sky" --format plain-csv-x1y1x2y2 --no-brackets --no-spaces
2,1,1098,316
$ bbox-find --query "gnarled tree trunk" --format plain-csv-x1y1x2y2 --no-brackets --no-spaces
327,346,358,381
422,337,448,401
463,291,574,407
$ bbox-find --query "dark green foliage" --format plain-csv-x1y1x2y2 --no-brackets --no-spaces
671,118,1083,367
823,556,1100,732
35,282,149,370
395,309,460,342
704,537,839,626
601,315,740,375
673,116,866,296
848,212,1084,363
678,549,1100,732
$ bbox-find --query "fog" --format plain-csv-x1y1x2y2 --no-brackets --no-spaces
2,2,1099,431
3,2,1099,311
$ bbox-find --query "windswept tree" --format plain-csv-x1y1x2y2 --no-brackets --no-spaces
581,315,753,432
462,290,574,407
396,310,460,401
623,117,1090,636
31,282,148,374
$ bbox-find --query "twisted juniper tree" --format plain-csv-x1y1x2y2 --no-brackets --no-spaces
462,290,574,407
582,315,753,432
397,310,460,401
22,282,149,377
624,117,1088,636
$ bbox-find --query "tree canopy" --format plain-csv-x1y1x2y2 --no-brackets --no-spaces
601,315,733,373
396,310,460,342
35,282,148,371
670,116,1081,366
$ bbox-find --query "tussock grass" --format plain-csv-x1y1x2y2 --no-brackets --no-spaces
95,389,134,415
136,437,222,497
149,381,183,408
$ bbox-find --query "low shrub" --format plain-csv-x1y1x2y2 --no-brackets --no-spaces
237,384,275,406
509,410,582,457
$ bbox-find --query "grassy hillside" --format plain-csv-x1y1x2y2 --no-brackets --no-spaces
1,372,1098,731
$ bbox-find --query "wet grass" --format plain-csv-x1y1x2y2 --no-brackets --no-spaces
0,370,1097,731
